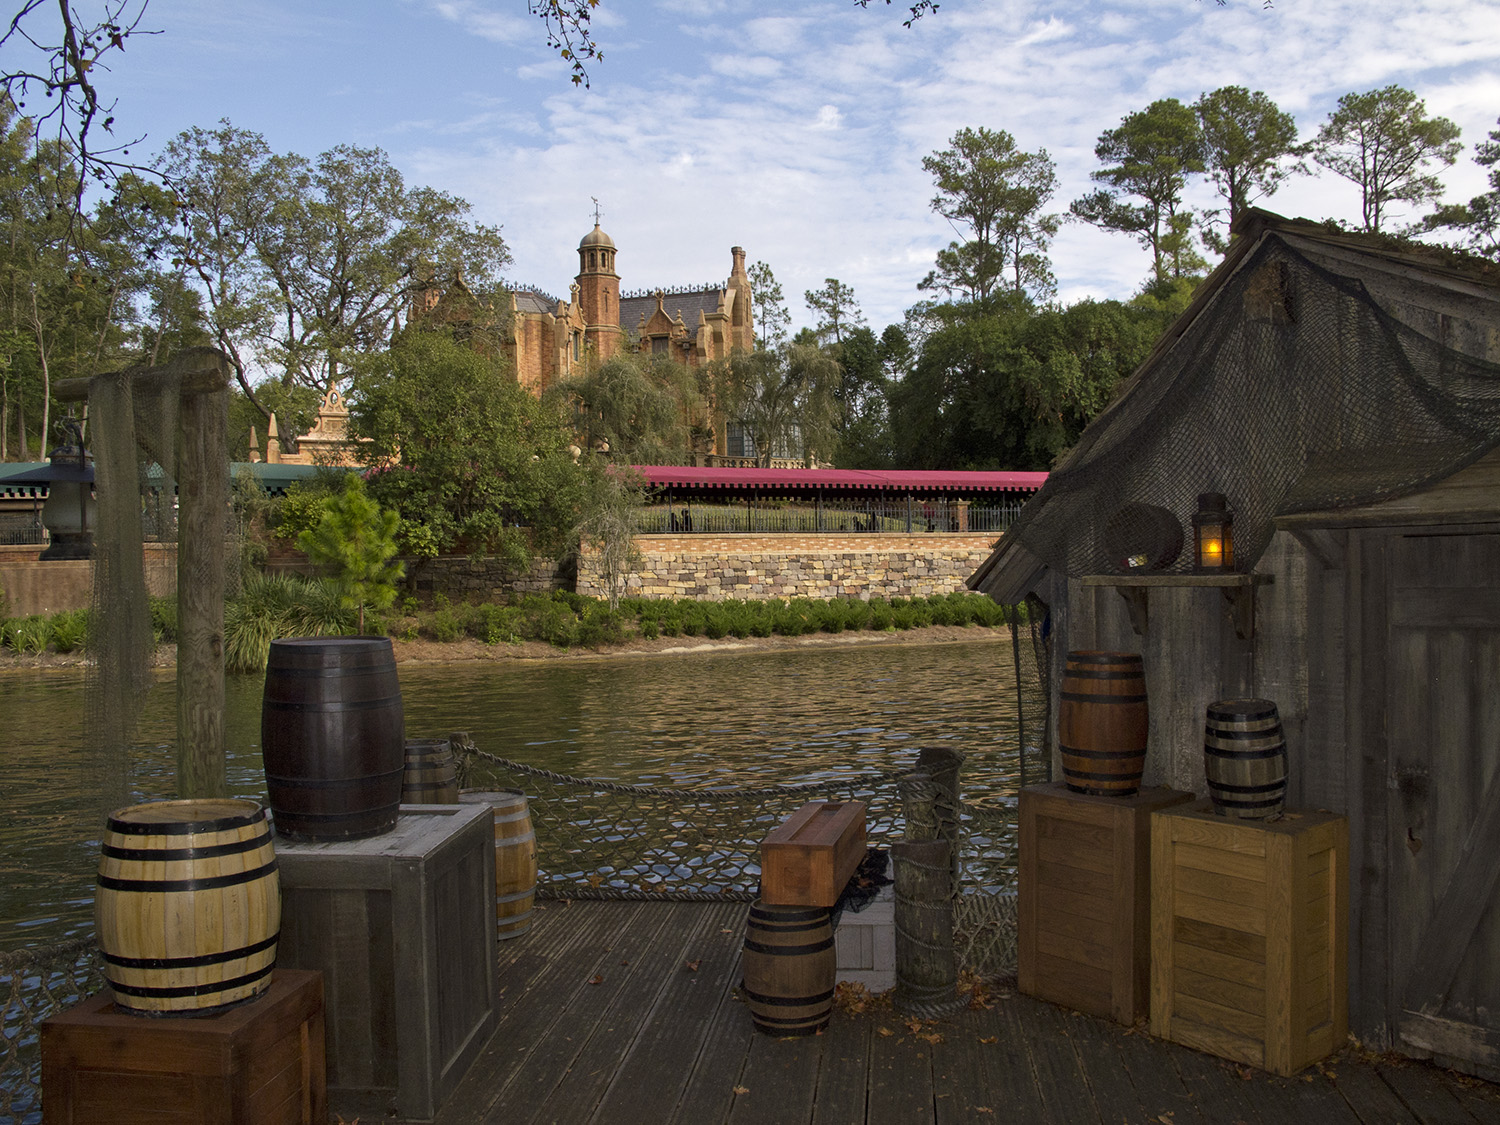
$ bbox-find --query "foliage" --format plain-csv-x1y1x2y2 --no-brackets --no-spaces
295,474,405,633
832,325,894,468
1422,116,1500,259
148,595,178,644
1071,98,1207,285
2,613,49,653
715,342,843,467
49,608,88,652
574,467,646,610
548,350,706,464
1313,85,1461,234
351,327,592,565
804,279,866,347
1194,86,1303,252
223,572,352,673
748,260,791,350
920,127,1060,306
269,473,349,542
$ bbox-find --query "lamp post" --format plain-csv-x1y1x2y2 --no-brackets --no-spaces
1193,492,1234,573
7,416,96,560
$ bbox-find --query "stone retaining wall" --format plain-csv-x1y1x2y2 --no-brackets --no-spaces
578,533,998,602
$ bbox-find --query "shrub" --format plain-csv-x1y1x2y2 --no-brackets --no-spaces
149,596,178,644
427,608,462,643
50,609,89,653
4,615,50,653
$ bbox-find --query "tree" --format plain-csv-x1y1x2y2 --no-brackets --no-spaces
716,342,842,467
919,127,1060,306
832,324,893,468
296,474,404,634
572,466,644,610
350,328,588,568
1312,85,1461,234
804,278,866,348
548,349,706,463
1194,86,1302,252
1071,98,1206,284
748,260,790,349
1424,116,1500,259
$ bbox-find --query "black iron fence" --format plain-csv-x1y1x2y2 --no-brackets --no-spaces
0,514,45,546
636,498,1025,536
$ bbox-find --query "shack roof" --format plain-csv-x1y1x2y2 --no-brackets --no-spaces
634,466,1046,495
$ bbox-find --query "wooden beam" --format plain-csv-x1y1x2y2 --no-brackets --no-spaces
54,346,232,403
1289,528,1346,571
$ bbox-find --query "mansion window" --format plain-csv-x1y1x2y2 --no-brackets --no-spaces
651,336,669,355
572,331,581,361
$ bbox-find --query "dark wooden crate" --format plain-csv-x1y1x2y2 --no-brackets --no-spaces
1151,801,1348,1076
760,800,867,907
273,803,498,1122
40,968,326,1125
1018,782,1192,1024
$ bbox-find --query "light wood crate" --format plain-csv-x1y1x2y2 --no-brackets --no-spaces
1018,782,1193,1024
1150,801,1348,1076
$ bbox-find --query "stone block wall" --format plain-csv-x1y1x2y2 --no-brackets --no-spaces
578,533,998,602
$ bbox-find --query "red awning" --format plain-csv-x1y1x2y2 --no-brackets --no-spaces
630,466,1047,493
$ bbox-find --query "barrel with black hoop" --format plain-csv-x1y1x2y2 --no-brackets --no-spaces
261,636,405,841
1059,651,1149,797
94,798,280,1016
1204,697,1287,819
742,900,836,1035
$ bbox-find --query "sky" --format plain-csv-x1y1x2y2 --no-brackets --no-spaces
22,0,1500,333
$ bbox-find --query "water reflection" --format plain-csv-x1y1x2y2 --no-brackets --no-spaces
0,637,1034,950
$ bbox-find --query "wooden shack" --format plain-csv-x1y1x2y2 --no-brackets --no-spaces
971,211,1500,1081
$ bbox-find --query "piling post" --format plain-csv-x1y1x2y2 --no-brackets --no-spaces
892,838,963,1017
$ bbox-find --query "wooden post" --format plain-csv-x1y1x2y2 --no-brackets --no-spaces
900,769,937,842
892,838,962,1017
916,746,963,890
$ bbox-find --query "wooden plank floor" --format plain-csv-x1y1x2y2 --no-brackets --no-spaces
413,901,1500,1125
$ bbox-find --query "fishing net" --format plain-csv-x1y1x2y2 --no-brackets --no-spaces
1004,231,1500,580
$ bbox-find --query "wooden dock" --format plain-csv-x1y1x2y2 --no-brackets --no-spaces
420,900,1500,1125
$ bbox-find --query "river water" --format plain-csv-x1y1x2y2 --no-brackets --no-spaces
0,635,1039,952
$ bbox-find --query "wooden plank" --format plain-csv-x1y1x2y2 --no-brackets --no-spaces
729,1024,823,1125
981,997,1050,1122
1031,950,1112,1014
1036,858,1112,897
1265,826,1297,1077
1167,1030,1266,1122
1035,899,1113,947
665,955,754,1125
1175,916,1268,963
1053,1006,1143,1123
1329,1063,1420,1124
1375,1060,1483,1125
1174,864,1268,910
1170,817,1269,856
931,1010,1000,1123
1175,965,1266,1018
1035,881,1113,924
1351,528,1391,1045
1174,990,1270,1046
865,1014,935,1125
808,1009,871,1125
1175,942,1267,990
1018,993,1103,1123
1173,843,1271,883
1110,1016,1209,1124
1173,890,1268,936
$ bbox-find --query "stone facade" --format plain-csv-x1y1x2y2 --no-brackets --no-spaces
577,534,998,602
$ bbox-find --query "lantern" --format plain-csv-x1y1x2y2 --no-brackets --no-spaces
1193,492,1234,572
8,416,95,560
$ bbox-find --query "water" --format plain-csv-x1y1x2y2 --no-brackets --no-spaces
0,635,1037,952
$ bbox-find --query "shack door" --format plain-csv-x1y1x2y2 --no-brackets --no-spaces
1386,530,1500,1082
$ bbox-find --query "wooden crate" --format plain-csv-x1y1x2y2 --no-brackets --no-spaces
1151,801,1348,1076
41,968,325,1125
1018,782,1193,1024
760,800,867,907
835,884,894,991
274,803,498,1122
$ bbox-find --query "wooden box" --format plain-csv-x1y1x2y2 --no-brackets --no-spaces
1151,801,1348,1076
760,800,867,907
274,803,498,1122
1018,782,1193,1024
41,969,326,1125
835,884,895,991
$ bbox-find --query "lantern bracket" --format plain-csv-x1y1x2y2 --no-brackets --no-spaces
1081,573,1272,640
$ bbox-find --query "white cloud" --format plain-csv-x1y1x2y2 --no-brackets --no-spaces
810,105,844,132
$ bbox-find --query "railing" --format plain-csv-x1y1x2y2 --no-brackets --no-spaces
635,499,1024,536
0,515,45,546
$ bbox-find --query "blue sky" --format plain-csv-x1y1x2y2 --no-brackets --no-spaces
49,0,1500,332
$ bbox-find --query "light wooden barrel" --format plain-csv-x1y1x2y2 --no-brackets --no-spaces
460,791,537,939
1059,651,1149,797
742,901,835,1036
402,738,459,804
261,637,405,841
1205,698,1287,819
95,799,280,1016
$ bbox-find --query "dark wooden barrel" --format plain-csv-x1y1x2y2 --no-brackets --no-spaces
1204,698,1287,819
460,791,538,939
95,799,280,1016
261,636,405,841
402,738,459,804
1059,651,1149,797
742,900,835,1036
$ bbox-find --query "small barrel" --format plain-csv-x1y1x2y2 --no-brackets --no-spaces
402,738,459,804
95,799,280,1016
1205,698,1287,819
261,636,405,841
460,791,538,939
1059,651,1149,797
742,901,835,1036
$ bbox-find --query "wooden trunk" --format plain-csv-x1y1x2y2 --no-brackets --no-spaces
272,803,497,1122
1151,801,1348,1076
41,968,326,1125
759,800,867,908
1018,782,1192,1024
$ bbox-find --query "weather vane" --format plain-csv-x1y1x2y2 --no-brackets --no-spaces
592,197,603,226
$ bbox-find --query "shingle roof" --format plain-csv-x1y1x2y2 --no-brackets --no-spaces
619,288,725,340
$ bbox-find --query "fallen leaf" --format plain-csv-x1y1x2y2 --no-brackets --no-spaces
877,1026,894,1037
619,959,629,966
1157,1114,1176,1123
904,1018,924,1034
588,974,604,985
1235,1065,1254,1080
974,1108,994,1115
685,959,701,972
732,1086,749,1095
917,1031,943,1045
720,928,733,934
978,1036,998,1044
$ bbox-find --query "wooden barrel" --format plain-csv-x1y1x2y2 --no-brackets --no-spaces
1059,651,1149,797
95,799,280,1016
1205,698,1287,819
460,791,537,939
402,738,459,804
742,901,835,1036
261,636,405,841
